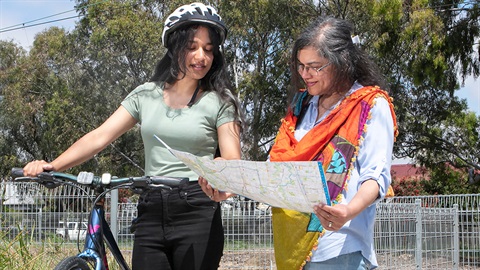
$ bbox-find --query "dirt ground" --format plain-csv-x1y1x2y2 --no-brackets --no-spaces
219,250,276,269
219,251,480,270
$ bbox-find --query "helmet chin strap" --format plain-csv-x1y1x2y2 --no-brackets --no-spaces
187,80,201,107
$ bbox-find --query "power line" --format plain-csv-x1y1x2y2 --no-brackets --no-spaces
0,8,78,31
0,0,111,34
0,16,79,34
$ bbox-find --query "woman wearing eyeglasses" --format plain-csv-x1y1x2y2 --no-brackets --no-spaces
269,16,398,269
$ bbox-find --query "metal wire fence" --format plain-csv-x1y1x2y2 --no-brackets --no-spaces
1,181,480,269
375,200,459,269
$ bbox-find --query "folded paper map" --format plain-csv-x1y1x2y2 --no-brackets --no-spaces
155,135,330,213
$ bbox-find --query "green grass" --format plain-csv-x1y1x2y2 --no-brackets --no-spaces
0,228,132,270
0,228,61,269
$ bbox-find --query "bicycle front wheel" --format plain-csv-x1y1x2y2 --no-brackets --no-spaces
54,256,91,270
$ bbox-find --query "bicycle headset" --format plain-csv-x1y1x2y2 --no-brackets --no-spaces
162,2,227,47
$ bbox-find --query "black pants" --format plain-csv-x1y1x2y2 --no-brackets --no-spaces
131,181,224,270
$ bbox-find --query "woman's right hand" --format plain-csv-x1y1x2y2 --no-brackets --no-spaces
198,176,234,202
23,160,54,177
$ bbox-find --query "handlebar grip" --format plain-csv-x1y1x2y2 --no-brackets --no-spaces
149,176,189,187
11,168,24,178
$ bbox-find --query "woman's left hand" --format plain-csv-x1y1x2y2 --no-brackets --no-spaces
314,180,380,231
313,203,351,231
198,176,234,202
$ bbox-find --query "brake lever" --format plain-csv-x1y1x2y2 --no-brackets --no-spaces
37,171,62,189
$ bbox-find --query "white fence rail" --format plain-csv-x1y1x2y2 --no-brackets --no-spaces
1,181,480,269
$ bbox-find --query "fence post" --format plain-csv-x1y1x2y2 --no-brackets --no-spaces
110,189,118,241
415,198,422,270
453,204,459,270
37,207,42,240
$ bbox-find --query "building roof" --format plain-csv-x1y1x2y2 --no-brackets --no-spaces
391,164,427,180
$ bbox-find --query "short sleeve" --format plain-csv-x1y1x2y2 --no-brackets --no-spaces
121,87,141,121
216,102,236,128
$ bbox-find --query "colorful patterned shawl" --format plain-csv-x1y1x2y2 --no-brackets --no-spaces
269,86,397,270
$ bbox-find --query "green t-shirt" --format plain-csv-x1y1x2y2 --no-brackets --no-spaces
121,82,235,180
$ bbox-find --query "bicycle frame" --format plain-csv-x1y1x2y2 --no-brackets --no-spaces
78,197,130,270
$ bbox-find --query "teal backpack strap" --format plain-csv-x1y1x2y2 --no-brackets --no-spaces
293,90,309,117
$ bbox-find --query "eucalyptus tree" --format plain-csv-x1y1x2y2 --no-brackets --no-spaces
0,31,77,175
0,40,28,175
347,0,479,171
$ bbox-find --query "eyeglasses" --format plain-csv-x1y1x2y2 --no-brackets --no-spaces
297,62,331,76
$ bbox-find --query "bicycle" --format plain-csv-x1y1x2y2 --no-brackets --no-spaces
11,168,188,270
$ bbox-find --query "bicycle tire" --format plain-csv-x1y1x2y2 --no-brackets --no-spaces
53,256,91,270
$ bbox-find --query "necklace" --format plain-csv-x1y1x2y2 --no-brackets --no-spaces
187,81,201,107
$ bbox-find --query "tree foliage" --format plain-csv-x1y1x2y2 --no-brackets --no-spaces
1,0,479,193
424,163,480,194
353,0,480,174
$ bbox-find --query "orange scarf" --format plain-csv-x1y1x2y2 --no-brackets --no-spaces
270,86,397,270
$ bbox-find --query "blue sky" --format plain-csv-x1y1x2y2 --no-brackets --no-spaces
1,0,478,115
0,1,78,47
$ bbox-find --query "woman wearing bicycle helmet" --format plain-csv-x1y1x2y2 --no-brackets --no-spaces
22,2,241,269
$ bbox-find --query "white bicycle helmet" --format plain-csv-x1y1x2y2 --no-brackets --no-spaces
162,2,227,47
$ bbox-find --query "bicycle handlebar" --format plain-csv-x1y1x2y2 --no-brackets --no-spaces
11,167,189,190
